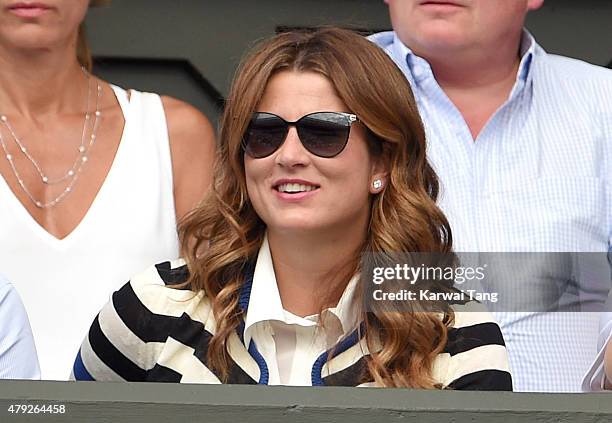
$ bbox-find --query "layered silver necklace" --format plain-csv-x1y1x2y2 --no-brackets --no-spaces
0,68,102,208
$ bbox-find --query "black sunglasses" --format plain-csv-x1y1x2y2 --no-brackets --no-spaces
242,111,359,159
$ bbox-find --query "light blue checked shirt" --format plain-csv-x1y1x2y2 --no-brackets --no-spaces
370,31,612,392
0,274,40,380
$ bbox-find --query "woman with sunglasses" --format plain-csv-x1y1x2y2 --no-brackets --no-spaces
0,0,215,380
74,27,511,390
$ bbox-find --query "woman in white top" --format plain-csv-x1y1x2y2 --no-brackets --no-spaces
75,28,511,390
0,0,215,379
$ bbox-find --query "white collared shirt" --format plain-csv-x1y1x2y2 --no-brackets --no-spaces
243,235,359,385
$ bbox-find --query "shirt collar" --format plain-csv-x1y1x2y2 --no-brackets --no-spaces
390,32,422,85
243,234,285,348
325,274,360,334
517,29,537,83
390,28,538,88
243,234,360,348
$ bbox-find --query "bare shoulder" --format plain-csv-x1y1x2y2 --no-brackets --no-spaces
161,96,215,140
160,96,216,219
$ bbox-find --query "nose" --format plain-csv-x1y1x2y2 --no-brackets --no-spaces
274,126,310,167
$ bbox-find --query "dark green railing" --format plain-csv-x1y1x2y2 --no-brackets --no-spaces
1,381,611,423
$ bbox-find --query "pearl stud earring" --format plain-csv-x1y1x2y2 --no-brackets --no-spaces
373,179,383,190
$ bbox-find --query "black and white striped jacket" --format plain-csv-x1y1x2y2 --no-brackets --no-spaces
74,259,512,390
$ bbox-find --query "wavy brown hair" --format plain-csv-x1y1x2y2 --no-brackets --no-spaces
179,27,454,388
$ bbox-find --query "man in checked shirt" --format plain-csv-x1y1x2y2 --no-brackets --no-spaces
370,0,612,392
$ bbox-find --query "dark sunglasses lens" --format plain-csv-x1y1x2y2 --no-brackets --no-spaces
244,113,287,158
298,113,350,158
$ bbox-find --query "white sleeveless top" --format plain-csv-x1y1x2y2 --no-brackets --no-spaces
0,86,180,380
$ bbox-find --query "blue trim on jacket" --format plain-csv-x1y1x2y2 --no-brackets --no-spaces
311,323,365,386
73,350,94,381
237,262,363,386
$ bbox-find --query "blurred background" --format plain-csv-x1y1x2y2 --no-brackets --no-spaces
85,0,612,126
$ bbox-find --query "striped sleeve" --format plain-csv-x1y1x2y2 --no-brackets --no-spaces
441,302,513,391
73,260,193,381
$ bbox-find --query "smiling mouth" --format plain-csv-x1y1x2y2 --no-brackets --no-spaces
275,183,320,194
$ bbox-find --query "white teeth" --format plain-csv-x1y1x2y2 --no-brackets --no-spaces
277,183,317,193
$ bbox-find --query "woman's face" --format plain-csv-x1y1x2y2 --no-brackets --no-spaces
0,0,89,51
244,70,386,238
